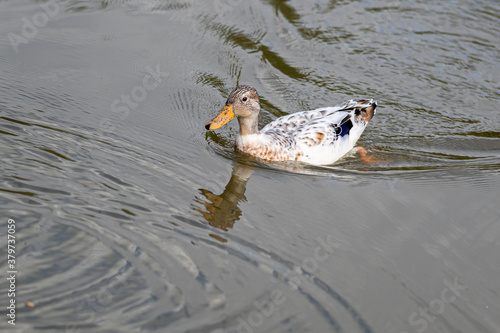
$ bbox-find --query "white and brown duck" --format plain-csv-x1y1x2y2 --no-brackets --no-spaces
205,85,376,165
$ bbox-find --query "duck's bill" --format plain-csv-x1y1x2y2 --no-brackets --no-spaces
205,105,235,130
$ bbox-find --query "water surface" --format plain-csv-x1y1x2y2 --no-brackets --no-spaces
0,0,499,332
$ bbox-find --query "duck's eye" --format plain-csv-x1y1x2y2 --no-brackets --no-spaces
242,97,248,102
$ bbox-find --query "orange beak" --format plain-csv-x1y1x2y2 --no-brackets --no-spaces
205,105,235,130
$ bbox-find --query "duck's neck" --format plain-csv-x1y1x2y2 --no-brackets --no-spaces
237,115,260,136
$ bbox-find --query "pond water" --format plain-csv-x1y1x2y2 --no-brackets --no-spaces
0,0,499,332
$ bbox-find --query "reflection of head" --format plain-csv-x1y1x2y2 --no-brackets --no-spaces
193,163,253,236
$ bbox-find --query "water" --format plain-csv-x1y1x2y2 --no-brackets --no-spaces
0,0,499,332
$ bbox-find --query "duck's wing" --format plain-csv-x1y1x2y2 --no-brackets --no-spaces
293,111,352,147
261,100,359,133
262,99,376,147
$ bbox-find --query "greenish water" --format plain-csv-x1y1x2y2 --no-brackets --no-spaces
0,0,499,332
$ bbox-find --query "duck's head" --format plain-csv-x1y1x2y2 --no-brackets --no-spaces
205,85,260,135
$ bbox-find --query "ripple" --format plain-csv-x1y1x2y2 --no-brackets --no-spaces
1,0,499,332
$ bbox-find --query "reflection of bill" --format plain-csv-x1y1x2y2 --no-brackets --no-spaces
193,162,253,237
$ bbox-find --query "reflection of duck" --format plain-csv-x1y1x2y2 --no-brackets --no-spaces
205,85,376,165
194,163,253,235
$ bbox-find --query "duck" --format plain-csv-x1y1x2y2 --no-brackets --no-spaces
205,85,376,165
